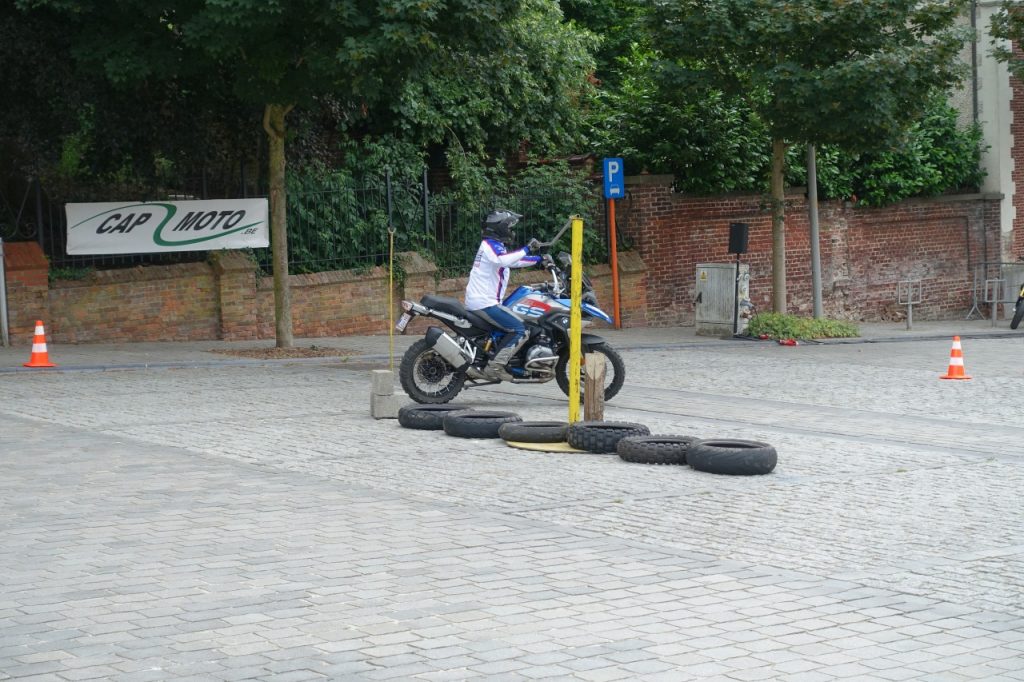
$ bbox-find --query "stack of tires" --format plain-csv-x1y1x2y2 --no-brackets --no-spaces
398,404,522,438
396,405,776,475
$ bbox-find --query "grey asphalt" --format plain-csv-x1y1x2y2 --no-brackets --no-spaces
2,318,1023,681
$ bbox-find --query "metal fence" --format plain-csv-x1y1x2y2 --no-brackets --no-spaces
271,171,605,278
2,170,604,279
428,187,603,279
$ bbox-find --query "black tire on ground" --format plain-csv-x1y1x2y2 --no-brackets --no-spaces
1012,301,1024,330
399,338,467,404
556,344,626,403
617,435,696,465
567,421,650,454
398,404,473,430
687,439,778,475
443,410,523,439
498,421,569,443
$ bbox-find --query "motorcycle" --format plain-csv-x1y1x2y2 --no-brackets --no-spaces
1012,282,1024,330
394,229,625,404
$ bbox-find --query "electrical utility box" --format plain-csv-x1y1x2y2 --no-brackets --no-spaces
695,262,751,337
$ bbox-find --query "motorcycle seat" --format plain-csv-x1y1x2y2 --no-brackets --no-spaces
420,295,499,331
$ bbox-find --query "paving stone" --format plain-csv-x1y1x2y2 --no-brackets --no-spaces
3,340,1024,682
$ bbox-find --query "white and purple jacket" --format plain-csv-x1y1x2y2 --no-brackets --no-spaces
464,239,541,311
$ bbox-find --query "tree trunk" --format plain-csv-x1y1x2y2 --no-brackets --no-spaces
770,137,788,313
263,103,294,348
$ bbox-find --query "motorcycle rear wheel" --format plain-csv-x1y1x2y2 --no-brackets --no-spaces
399,338,467,404
555,343,625,402
1011,300,1024,330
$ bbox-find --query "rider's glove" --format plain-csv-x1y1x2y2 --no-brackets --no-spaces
526,238,542,253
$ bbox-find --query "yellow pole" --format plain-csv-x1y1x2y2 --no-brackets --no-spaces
568,216,584,423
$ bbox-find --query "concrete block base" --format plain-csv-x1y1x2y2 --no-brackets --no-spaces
371,369,402,419
371,369,396,396
371,393,404,419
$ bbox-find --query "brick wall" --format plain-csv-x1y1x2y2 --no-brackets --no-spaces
619,176,1001,325
3,241,644,344
212,251,259,340
255,266,396,338
2,241,49,341
2,184,998,343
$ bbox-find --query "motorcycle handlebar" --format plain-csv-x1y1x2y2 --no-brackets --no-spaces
535,217,575,250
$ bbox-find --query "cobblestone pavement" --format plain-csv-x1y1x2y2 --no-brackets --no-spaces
2,334,1024,681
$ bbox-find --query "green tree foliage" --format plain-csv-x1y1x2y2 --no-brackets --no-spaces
590,58,983,205
991,1,1024,78
589,47,770,193
281,157,599,279
572,0,983,209
16,0,523,347
0,5,82,176
2,3,263,190
430,160,604,277
560,0,647,84
648,0,969,149
646,0,971,312
380,0,596,162
796,97,986,206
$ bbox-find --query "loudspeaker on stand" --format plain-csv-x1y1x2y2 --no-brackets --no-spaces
728,222,749,255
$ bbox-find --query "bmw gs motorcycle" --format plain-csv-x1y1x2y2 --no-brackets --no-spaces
395,244,625,404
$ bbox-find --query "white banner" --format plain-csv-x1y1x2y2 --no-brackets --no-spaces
66,198,269,255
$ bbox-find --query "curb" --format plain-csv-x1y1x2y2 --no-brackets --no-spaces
0,332,1017,374
0,355,368,374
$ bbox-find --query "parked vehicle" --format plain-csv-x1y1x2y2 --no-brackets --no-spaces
395,247,624,404
1011,282,1024,330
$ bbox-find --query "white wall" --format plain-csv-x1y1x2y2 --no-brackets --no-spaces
975,1,1016,260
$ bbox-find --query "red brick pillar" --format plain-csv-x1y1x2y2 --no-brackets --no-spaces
1012,45,1024,258
397,251,438,335
211,251,259,341
3,241,50,345
616,250,649,327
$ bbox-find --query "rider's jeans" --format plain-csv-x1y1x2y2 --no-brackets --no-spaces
475,304,526,360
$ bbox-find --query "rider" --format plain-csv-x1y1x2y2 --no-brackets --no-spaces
465,209,542,378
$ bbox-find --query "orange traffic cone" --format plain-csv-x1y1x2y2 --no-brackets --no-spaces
939,336,970,380
23,320,57,368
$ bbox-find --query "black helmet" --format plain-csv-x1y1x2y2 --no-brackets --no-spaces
482,209,522,244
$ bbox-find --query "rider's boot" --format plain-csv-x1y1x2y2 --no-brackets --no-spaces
486,330,530,380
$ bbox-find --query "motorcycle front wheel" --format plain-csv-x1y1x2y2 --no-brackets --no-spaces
1012,300,1024,330
555,343,625,402
399,338,467,404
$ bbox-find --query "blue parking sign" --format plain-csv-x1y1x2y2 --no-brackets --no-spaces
603,158,625,199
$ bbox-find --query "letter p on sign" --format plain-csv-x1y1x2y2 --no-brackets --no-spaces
603,158,625,199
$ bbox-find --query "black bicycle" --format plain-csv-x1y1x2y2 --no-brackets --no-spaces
1012,282,1024,329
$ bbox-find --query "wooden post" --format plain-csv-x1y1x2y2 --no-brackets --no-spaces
583,352,605,421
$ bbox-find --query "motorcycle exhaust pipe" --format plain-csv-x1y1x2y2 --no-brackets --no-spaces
424,326,473,371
